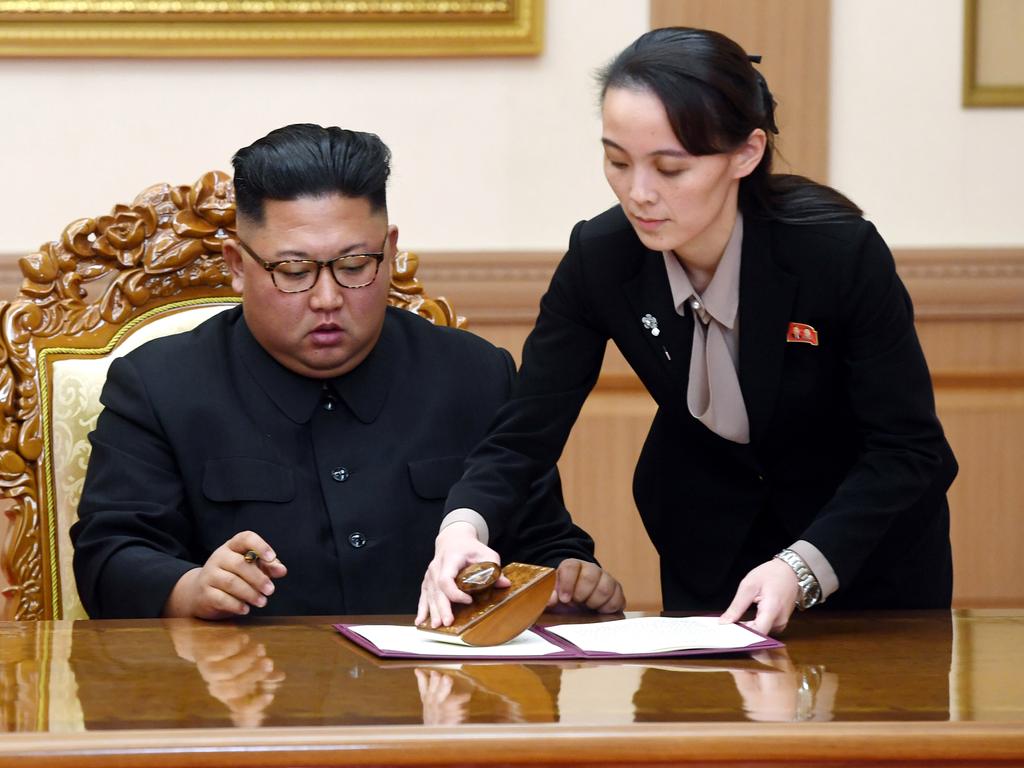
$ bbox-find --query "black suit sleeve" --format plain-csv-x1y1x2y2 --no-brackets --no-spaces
800,223,954,587
445,221,609,541
488,349,597,567
70,356,198,618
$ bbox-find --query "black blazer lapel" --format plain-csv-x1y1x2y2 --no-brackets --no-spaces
622,249,694,392
738,217,798,444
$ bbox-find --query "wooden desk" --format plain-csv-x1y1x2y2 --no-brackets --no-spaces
1,610,1023,766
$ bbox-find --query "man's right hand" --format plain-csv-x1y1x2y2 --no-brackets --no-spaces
415,522,508,628
163,531,288,619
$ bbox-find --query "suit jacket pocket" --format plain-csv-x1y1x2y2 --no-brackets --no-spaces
202,457,296,503
407,455,465,500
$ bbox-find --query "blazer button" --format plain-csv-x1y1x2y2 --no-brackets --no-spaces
348,532,367,548
331,467,349,482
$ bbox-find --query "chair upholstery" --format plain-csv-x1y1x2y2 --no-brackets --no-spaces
0,171,464,620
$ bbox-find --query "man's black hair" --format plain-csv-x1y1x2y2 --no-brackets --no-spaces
232,123,391,222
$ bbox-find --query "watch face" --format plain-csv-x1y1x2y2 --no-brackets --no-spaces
800,584,822,609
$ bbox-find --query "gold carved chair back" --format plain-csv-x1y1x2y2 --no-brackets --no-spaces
0,171,463,620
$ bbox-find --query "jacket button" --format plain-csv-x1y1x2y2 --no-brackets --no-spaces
331,467,349,482
323,397,337,412
348,532,367,548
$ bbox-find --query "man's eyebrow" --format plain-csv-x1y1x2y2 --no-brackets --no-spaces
270,242,373,260
601,137,689,159
271,249,311,259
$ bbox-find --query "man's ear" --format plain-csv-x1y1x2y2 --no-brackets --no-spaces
386,223,399,256
382,224,400,277
222,240,245,295
731,128,767,180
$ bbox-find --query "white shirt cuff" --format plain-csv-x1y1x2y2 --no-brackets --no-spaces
439,508,489,545
789,539,839,601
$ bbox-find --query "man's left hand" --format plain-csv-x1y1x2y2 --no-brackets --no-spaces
719,558,800,636
548,559,625,613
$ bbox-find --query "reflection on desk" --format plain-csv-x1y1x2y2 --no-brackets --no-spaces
1,611,1023,767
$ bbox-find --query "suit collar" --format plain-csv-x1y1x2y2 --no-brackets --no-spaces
737,215,798,443
236,311,394,425
331,315,394,424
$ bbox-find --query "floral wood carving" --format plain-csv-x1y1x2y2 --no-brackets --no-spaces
0,171,464,620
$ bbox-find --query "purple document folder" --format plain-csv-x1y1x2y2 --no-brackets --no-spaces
334,621,783,661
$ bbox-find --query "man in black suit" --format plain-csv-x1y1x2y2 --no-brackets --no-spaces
70,123,624,620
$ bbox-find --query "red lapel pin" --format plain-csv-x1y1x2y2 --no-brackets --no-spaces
787,322,819,346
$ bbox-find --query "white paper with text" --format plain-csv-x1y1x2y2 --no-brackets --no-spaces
348,625,565,656
544,616,763,655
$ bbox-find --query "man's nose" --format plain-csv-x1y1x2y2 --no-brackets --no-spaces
307,265,344,310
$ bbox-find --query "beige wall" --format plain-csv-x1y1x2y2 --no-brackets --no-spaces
830,0,1024,246
0,1,646,257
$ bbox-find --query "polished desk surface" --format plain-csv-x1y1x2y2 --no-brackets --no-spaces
2,610,1024,766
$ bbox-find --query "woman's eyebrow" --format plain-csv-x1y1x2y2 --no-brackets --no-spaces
601,137,689,158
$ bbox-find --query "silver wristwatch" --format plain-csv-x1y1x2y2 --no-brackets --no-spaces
774,548,822,610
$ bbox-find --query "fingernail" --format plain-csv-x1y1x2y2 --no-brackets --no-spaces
257,596,267,607
265,550,276,561
262,583,274,596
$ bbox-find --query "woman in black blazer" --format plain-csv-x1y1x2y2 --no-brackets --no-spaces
418,28,956,635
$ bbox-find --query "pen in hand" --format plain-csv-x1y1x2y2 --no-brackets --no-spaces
244,548,285,569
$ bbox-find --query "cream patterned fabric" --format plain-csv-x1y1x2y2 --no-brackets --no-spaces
49,304,236,620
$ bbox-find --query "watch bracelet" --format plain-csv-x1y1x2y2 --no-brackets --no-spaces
774,547,822,609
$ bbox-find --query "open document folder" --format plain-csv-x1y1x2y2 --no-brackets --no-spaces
336,616,782,660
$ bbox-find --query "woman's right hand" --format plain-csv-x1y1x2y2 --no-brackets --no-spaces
415,522,509,627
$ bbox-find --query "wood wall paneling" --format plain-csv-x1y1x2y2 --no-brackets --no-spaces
415,247,1024,611
649,0,831,182
409,247,1024,610
0,245,1021,613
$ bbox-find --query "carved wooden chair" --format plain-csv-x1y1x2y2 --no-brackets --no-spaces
0,171,463,620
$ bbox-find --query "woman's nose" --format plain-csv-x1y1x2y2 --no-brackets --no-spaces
629,171,657,205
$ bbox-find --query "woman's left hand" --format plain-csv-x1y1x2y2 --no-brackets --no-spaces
719,559,800,636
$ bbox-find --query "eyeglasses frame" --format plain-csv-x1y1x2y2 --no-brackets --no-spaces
233,235,388,293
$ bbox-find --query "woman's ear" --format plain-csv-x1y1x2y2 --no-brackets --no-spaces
731,128,767,179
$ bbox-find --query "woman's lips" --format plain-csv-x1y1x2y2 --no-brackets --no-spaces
633,215,667,232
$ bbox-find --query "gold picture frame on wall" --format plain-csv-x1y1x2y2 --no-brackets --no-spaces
0,0,543,58
963,0,1024,106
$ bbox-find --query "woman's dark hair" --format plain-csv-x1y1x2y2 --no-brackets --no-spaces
599,27,861,224
232,123,391,223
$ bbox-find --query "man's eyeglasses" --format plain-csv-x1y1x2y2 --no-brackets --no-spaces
235,236,387,293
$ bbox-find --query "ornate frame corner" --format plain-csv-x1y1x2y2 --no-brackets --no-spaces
0,0,543,58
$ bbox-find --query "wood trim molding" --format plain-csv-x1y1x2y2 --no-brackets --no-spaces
412,248,1024,323
3,247,1022,323
3,720,1024,766
895,248,1024,320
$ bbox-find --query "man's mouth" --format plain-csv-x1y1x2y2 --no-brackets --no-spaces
309,324,344,344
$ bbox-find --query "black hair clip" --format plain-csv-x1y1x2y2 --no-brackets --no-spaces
748,54,763,64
